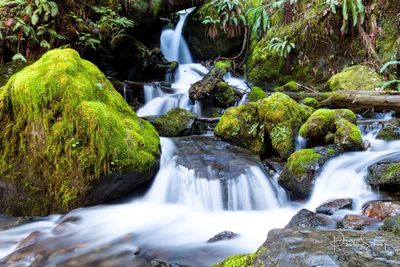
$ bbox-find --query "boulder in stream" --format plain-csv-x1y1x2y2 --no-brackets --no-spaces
285,209,328,229
216,93,313,159
0,49,160,216
215,227,400,267
338,215,375,230
299,108,363,150
144,108,199,137
207,231,240,243
316,198,353,215
366,161,400,191
279,145,344,200
362,201,400,220
376,118,400,141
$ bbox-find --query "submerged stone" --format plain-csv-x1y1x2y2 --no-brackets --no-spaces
0,48,160,216
316,198,353,215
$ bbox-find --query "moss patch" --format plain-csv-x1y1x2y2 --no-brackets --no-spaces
286,149,321,176
248,87,267,102
301,97,319,108
149,108,197,137
327,65,383,91
0,48,160,216
212,253,256,267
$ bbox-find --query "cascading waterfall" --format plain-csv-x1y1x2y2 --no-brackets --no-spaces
1,7,399,267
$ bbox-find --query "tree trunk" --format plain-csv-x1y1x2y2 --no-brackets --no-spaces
123,0,206,21
284,91,400,112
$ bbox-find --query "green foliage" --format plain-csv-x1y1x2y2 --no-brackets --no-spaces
202,16,220,40
326,0,339,14
380,61,400,91
246,4,270,39
271,0,298,10
340,0,365,33
267,35,295,58
0,0,65,61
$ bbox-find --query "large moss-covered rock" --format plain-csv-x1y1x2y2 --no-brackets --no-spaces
258,93,313,159
327,65,383,91
144,108,198,137
247,86,267,102
215,93,312,159
279,145,344,200
215,102,265,155
299,108,362,150
0,49,160,216
377,119,400,141
366,162,400,191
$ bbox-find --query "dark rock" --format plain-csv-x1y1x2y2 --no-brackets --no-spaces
183,9,242,61
316,198,353,215
0,61,25,86
338,215,375,230
252,227,400,266
173,135,262,180
362,200,400,220
366,161,400,192
0,215,38,231
285,209,327,229
279,145,344,200
207,231,240,243
151,259,181,267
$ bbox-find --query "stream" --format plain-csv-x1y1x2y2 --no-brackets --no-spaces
1,8,400,267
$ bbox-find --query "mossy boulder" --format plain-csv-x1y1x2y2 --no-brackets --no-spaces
273,81,301,93
144,108,198,137
366,162,400,192
381,215,400,236
258,93,313,159
248,86,267,102
299,108,362,150
377,120,400,141
327,65,383,91
215,102,265,155
279,145,344,200
0,49,160,216
215,93,312,159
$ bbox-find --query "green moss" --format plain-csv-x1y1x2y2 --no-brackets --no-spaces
287,149,321,176
215,102,264,155
258,93,313,159
212,253,256,267
377,126,400,141
0,48,160,215
248,86,267,102
214,81,236,108
300,108,358,147
282,81,300,92
212,60,232,76
334,118,363,150
327,65,383,91
377,163,400,185
301,97,319,108
152,108,196,137
381,215,400,236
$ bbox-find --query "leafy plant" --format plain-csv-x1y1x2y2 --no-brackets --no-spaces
325,0,365,33
202,16,220,40
246,5,270,38
326,0,339,13
267,35,295,58
380,61,400,91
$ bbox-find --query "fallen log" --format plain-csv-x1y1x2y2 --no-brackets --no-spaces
284,91,400,112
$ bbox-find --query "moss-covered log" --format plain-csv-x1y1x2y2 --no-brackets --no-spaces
284,91,400,112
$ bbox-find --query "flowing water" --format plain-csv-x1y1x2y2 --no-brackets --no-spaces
0,9,399,267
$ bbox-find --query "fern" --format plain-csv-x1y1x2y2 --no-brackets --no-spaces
267,35,295,58
246,5,270,38
380,61,400,74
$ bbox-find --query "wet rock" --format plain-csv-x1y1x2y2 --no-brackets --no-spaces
381,215,400,235
279,145,344,200
0,215,38,231
366,161,400,192
338,214,376,230
377,124,400,141
151,259,181,267
207,231,240,243
144,108,198,137
362,200,400,220
285,209,327,229
173,136,262,180
254,228,400,266
316,198,353,215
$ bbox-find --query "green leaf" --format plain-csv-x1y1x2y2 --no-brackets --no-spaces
31,12,39,25
12,53,27,63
